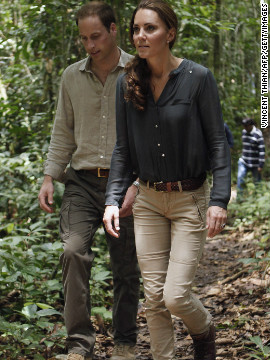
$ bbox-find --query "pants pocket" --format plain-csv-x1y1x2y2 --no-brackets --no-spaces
132,186,141,211
191,185,208,226
192,194,203,222
59,201,70,240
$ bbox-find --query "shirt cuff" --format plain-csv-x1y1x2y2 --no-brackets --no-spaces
105,200,120,207
44,162,66,183
208,200,228,210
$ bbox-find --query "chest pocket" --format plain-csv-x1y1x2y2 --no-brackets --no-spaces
171,98,191,105
169,98,191,121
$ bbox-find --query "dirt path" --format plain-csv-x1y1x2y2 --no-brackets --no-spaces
93,228,270,359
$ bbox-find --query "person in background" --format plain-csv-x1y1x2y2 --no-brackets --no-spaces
237,118,265,196
224,122,234,149
103,1,231,359
38,2,140,360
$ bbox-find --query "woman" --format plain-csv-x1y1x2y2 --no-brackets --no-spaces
103,1,231,359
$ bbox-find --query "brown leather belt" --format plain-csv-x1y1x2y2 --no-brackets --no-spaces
79,168,110,178
141,173,206,192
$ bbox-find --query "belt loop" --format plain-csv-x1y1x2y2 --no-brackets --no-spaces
166,182,172,192
177,181,183,192
147,180,150,189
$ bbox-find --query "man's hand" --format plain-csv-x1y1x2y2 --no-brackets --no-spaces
206,206,227,238
119,184,138,218
38,175,54,213
103,205,120,238
258,167,263,172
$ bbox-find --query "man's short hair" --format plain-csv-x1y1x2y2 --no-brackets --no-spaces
242,118,255,126
76,1,116,31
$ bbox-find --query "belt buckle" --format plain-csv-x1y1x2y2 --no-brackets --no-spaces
177,181,183,192
154,181,165,192
97,168,108,178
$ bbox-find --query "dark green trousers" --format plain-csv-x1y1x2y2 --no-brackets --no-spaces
59,167,140,357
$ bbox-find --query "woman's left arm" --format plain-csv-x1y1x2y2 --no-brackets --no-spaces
198,69,231,209
197,69,231,236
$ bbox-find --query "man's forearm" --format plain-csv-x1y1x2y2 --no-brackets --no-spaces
43,174,53,183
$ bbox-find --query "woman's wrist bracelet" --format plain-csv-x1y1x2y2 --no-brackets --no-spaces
133,180,140,188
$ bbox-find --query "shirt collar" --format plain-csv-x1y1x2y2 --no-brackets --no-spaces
79,47,128,73
169,58,187,78
250,125,256,134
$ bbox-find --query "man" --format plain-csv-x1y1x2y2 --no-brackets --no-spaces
237,118,265,195
38,2,140,360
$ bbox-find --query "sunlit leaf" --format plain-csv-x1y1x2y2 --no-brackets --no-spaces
36,309,62,317
21,304,38,319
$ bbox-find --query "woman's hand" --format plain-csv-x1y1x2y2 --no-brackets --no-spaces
103,205,120,238
206,206,227,238
119,184,138,218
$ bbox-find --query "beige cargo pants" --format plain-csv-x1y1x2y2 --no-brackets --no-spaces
133,180,212,360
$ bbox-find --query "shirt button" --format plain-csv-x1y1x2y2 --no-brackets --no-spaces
162,153,165,157
103,96,106,99
155,125,158,128
102,136,104,139
100,155,104,158
102,115,106,118
158,144,160,147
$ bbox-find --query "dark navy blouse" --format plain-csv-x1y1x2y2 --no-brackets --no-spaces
105,59,231,209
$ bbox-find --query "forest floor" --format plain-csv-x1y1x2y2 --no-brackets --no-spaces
79,224,270,360
2,220,269,360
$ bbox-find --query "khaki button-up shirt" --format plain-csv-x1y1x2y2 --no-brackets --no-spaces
44,48,133,182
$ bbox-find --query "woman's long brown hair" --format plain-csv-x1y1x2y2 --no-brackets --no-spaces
124,0,178,111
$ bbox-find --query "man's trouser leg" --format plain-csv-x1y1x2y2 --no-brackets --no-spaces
237,160,248,192
59,170,100,357
59,168,139,356
105,215,140,345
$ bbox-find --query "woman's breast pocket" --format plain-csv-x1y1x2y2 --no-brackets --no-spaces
170,98,191,119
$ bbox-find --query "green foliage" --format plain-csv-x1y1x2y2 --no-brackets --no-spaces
238,248,270,275
90,228,113,313
229,181,270,273
0,314,66,359
247,336,270,359
0,0,267,357
228,182,270,300
229,181,270,227
92,307,113,322
0,219,112,357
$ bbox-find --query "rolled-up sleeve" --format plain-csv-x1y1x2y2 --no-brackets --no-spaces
44,71,77,181
258,135,265,168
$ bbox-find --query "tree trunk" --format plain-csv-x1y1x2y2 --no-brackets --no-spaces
213,0,221,78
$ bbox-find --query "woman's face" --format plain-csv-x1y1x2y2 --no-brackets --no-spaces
133,8,174,59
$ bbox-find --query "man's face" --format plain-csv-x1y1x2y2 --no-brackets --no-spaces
78,15,117,62
244,124,253,133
